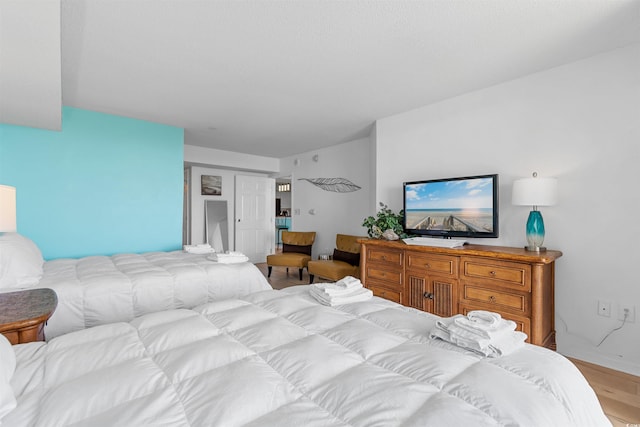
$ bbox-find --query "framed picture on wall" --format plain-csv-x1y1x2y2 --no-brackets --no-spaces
201,175,222,196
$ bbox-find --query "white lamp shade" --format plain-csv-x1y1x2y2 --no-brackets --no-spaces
0,185,17,232
512,177,558,207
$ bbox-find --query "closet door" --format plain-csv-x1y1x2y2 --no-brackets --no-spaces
235,175,275,263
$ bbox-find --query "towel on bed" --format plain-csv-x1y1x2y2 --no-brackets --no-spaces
430,313,526,357
309,279,372,306
208,252,249,264
453,311,517,340
310,287,373,306
183,244,215,254
312,276,363,297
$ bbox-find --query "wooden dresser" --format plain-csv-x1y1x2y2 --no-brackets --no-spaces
359,239,562,349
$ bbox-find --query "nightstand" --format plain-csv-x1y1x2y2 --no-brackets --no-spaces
0,288,57,344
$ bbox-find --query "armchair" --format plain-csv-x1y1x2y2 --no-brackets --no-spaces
266,231,316,280
307,234,365,284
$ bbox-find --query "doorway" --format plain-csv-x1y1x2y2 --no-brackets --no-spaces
234,175,275,263
275,176,292,248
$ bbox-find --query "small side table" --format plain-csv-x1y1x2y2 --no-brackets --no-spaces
0,288,57,344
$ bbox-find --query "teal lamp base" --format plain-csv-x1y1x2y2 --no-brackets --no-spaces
525,210,546,252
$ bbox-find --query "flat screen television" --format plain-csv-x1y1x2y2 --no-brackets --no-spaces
403,174,499,239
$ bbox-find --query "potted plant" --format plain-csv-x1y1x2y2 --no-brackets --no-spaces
362,202,409,239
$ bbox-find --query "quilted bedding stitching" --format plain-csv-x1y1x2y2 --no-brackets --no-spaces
7,288,610,427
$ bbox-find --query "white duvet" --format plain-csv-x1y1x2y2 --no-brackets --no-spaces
36,251,271,338
6,286,610,427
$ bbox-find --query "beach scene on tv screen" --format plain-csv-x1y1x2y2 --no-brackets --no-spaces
405,177,494,233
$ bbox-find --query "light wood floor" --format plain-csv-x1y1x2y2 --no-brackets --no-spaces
569,358,640,426
255,262,640,425
255,262,313,290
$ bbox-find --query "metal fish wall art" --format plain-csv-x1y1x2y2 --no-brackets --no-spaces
298,177,361,193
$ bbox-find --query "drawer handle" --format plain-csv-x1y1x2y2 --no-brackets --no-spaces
381,255,387,261
489,271,497,276
423,292,434,300
424,263,431,269
489,295,496,303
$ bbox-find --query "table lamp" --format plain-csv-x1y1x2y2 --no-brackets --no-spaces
512,173,557,252
0,185,17,233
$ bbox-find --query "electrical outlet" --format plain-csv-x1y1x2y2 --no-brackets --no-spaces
618,304,635,323
598,300,611,317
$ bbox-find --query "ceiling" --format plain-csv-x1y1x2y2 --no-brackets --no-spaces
2,0,639,158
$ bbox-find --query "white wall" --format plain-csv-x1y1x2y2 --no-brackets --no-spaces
375,44,640,375
189,166,268,248
184,145,279,173
279,137,372,259
0,0,61,130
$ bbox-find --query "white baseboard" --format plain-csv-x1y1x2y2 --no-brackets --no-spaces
557,332,640,377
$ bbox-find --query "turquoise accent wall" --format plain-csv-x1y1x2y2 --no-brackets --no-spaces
0,107,184,259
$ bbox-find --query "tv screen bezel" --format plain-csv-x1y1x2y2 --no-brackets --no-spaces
402,173,499,239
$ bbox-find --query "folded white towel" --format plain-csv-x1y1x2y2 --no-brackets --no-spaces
312,281,363,297
453,315,517,340
446,323,516,349
207,252,249,264
225,251,246,257
430,314,526,357
184,244,215,254
335,276,362,290
431,316,454,339
309,286,372,306
467,310,502,327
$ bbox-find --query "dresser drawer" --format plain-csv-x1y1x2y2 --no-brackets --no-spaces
406,252,458,277
369,285,402,304
366,248,403,268
461,283,530,315
365,266,403,287
461,257,531,291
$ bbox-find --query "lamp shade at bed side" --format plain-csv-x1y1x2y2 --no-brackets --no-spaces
0,185,17,232
512,173,558,252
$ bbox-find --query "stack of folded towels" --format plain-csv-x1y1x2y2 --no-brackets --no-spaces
429,310,527,358
183,244,216,254
309,276,373,306
207,251,249,264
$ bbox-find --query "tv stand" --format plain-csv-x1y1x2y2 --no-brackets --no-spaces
359,239,562,349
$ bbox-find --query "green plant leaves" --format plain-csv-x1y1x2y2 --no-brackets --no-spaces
362,203,409,238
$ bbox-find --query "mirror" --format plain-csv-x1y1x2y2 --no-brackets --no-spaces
205,200,229,252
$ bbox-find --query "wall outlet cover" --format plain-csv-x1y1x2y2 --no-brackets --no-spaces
598,300,611,317
618,305,636,323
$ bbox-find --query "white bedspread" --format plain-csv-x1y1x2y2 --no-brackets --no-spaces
35,251,271,338
7,286,610,427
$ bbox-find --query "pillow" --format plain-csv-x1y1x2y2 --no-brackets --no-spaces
333,248,360,266
0,233,44,289
282,243,312,256
0,334,17,421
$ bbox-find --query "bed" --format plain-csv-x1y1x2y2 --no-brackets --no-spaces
1,286,610,426
0,233,271,338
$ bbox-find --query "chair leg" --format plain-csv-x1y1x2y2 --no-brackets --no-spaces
268,266,272,277
309,274,315,284
286,267,289,275
298,268,303,281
